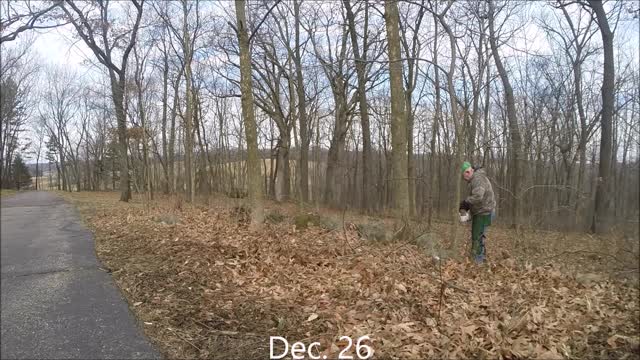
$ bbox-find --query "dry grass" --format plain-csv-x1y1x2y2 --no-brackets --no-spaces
0,189,17,197
61,191,640,359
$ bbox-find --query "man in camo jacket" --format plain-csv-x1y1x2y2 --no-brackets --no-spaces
459,161,496,264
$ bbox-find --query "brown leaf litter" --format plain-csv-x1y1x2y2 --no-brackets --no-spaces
63,191,639,359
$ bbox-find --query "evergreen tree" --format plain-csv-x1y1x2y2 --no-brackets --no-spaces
12,154,32,190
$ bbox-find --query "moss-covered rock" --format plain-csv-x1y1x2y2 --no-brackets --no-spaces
265,211,286,224
292,212,341,231
293,214,308,229
356,221,391,243
294,212,322,230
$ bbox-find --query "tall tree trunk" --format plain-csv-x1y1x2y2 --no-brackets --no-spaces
384,0,409,220
55,160,61,190
399,4,425,218
196,90,216,195
293,0,309,204
161,40,170,194
274,117,291,202
488,0,522,229
574,59,588,219
182,0,194,203
169,67,183,194
235,0,264,228
589,0,614,234
324,95,348,207
483,41,491,166
468,22,486,161
344,0,373,212
407,102,416,216
111,75,131,201
428,13,441,228
35,161,39,190
134,52,151,201
193,90,208,194
433,3,463,250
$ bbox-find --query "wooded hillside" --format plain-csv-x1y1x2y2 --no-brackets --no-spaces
1,0,638,231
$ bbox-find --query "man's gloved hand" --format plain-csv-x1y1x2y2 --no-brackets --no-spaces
459,200,471,211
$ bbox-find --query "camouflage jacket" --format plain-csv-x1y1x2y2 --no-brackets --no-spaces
466,168,496,216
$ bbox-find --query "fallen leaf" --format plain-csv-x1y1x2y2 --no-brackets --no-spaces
461,324,476,336
395,283,407,293
536,350,563,360
68,191,640,360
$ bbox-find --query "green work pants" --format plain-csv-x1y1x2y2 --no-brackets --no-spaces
471,213,492,262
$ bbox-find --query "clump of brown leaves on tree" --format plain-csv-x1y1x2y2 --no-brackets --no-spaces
66,192,639,359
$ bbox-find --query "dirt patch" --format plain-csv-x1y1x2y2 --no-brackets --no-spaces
62,191,640,359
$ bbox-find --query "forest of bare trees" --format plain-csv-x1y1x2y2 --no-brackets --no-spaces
1,0,639,233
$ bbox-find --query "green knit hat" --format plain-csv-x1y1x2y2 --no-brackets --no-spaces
461,161,472,174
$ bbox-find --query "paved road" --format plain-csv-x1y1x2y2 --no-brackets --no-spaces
1,191,161,359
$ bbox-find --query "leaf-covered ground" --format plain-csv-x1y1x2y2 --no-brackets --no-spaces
63,191,639,359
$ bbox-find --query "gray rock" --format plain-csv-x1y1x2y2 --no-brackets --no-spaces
294,213,319,230
292,213,339,230
575,273,605,286
356,222,391,243
152,213,178,225
415,232,438,251
318,216,340,231
414,232,449,260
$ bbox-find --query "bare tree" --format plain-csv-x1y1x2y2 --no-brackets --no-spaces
384,0,410,220
344,0,374,212
0,0,66,44
61,0,144,201
306,3,357,208
39,66,80,192
32,117,47,190
294,0,311,204
587,0,614,234
488,0,524,229
235,0,264,228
